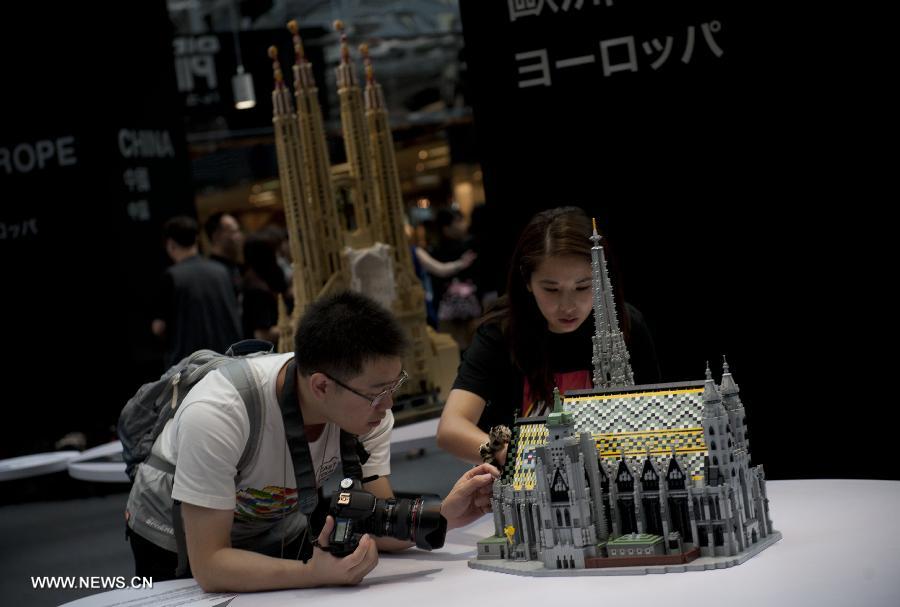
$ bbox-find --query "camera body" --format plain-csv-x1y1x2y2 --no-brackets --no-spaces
326,478,447,557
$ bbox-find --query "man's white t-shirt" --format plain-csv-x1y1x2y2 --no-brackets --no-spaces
126,352,393,552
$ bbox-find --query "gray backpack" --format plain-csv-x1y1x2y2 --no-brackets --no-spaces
117,340,274,481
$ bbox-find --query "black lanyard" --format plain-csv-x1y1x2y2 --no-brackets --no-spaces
278,360,364,515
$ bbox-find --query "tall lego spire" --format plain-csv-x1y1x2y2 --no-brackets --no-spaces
333,20,381,244
263,19,458,403
702,363,723,415
288,20,345,291
360,43,412,276
268,45,318,324
590,218,634,388
702,363,730,486
718,355,749,452
359,39,431,395
720,355,739,397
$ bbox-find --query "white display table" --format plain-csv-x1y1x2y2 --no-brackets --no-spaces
68,441,130,483
0,451,80,481
61,479,900,607
57,419,440,484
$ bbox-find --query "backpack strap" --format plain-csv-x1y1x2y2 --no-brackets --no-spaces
218,359,265,473
143,358,263,477
225,339,274,357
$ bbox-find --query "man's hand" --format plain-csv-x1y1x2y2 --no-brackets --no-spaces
304,516,379,586
440,463,500,530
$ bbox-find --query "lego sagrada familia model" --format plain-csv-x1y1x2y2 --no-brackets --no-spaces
267,20,458,403
471,221,781,576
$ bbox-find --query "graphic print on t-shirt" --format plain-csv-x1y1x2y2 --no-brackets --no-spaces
522,370,592,417
235,486,298,521
317,456,339,481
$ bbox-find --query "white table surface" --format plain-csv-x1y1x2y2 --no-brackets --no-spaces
59,419,440,484
0,451,80,481
68,441,130,483
62,479,900,607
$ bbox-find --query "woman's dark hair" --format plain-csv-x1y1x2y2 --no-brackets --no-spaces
483,206,629,407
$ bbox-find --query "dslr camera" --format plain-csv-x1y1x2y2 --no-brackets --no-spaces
326,478,447,557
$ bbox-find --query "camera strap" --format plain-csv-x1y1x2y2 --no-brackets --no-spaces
279,360,364,516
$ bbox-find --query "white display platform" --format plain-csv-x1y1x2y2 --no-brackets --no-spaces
389,417,439,451
67,441,130,483
69,441,124,462
61,479,900,607
60,418,439,484
0,451,80,481
68,462,131,483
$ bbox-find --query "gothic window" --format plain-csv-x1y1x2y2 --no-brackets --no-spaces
616,461,634,493
711,441,717,451
667,459,685,491
709,426,715,435
551,468,570,502
713,456,719,466
642,459,659,491
556,510,562,526
565,509,571,526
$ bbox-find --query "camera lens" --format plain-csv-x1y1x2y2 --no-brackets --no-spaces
376,496,446,550
328,486,447,556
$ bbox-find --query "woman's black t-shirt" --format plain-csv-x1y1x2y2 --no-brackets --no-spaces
451,304,660,432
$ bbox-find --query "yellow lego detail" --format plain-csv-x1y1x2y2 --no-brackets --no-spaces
509,423,708,491
564,387,704,404
594,428,706,459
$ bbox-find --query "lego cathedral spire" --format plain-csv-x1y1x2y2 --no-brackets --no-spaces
262,18,459,400
268,44,318,342
590,218,634,388
288,20,345,290
333,20,381,245
360,43,414,276
357,41,432,394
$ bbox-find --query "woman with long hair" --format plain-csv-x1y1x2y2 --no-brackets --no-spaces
436,206,659,467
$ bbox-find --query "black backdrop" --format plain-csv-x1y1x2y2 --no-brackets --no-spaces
0,2,885,480
459,1,884,480
1,4,195,457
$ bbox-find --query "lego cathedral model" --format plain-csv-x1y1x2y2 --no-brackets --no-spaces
470,221,781,576
267,21,459,404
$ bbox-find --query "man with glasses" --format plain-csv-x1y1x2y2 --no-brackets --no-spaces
126,291,498,591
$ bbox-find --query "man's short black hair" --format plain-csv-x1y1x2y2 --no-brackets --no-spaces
204,212,226,241
163,216,199,248
294,291,407,379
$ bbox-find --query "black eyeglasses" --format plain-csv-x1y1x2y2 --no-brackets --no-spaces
322,369,408,408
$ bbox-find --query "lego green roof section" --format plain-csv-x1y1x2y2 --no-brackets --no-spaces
607,533,664,546
477,535,509,545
